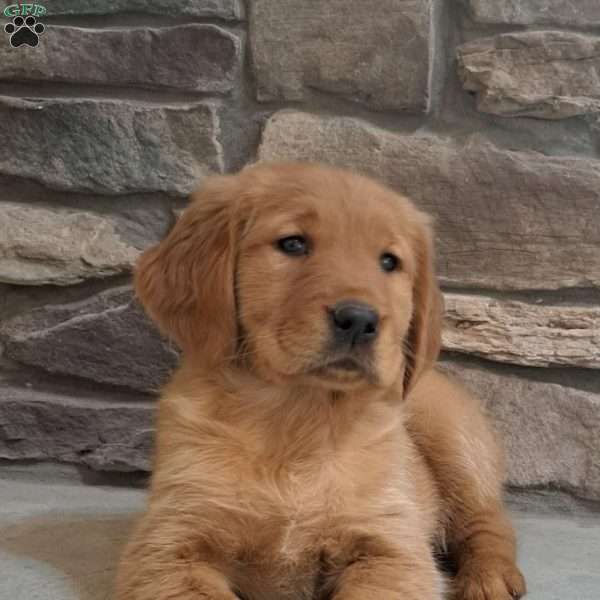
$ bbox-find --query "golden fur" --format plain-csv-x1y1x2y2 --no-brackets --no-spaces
116,163,526,600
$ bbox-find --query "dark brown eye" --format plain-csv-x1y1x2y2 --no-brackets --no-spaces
277,235,308,256
380,252,400,273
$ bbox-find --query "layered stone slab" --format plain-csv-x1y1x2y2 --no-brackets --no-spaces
0,202,140,286
458,32,600,119
443,293,600,369
0,25,241,93
0,379,154,472
0,98,223,195
46,0,243,19
0,287,178,392
466,0,600,28
250,0,433,111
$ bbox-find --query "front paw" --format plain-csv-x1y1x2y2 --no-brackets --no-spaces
452,557,526,600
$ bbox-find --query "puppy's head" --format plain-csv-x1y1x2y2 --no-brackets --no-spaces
135,163,441,394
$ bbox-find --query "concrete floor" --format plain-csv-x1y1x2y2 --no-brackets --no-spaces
1,465,599,600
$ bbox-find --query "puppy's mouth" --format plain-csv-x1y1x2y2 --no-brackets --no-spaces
309,354,373,381
325,357,363,372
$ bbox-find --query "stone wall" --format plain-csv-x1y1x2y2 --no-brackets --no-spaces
0,1,598,500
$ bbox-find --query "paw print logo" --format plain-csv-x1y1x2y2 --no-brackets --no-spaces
4,15,45,48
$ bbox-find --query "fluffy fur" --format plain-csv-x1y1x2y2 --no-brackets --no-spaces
116,163,526,600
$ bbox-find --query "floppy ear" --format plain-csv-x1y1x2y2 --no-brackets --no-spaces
134,175,240,366
403,218,443,395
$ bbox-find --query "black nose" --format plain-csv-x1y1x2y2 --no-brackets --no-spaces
330,301,379,347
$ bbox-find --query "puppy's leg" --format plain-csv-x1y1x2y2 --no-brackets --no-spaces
115,514,238,600
448,507,526,600
405,369,526,600
322,534,444,600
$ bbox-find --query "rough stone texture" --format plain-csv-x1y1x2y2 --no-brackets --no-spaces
0,97,223,195
0,380,154,471
47,0,243,19
0,287,179,393
0,175,176,253
259,111,600,291
0,202,139,286
250,0,433,112
0,25,240,93
441,359,600,500
466,0,600,28
443,293,600,369
458,32,600,120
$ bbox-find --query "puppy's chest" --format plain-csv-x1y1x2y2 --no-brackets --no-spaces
219,443,394,559
225,463,357,600
239,461,350,554
189,422,408,596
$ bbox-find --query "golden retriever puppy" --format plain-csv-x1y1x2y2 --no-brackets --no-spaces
116,163,526,600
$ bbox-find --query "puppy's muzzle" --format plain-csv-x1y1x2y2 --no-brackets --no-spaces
329,300,379,348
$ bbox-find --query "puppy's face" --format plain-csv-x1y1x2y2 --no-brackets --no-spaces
237,170,421,390
135,163,441,394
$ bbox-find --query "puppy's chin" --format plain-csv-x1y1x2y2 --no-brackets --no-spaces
302,370,375,392
241,335,393,392
291,356,390,392
300,357,373,390
307,353,406,393
247,352,378,392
